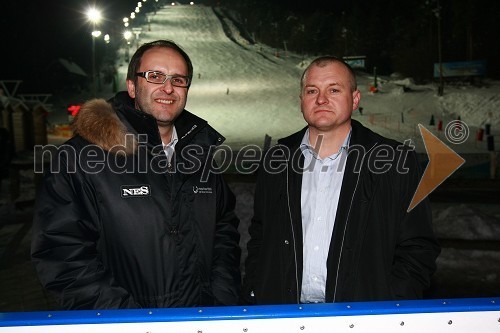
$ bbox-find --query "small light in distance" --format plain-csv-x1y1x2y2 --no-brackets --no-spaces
124,30,132,42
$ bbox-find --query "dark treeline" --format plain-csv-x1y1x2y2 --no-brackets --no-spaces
2,0,499,93
209,0,500,81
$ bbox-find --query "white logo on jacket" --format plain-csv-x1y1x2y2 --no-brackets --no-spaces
193,186,213,194
121,185,151,197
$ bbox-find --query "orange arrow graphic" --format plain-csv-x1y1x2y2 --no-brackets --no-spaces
407,124,465,212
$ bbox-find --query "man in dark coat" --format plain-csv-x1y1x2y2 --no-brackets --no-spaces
31,40,240,309
242,56,440,305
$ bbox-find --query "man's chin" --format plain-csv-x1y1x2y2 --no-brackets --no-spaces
154,108,183,126
156,119,174,127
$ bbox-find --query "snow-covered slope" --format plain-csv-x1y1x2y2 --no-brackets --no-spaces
117,4,500,154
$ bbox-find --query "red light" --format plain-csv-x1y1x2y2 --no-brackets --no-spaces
67,104,81,117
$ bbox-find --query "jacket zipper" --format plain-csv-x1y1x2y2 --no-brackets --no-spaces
284,146,301,303
332,143,377,302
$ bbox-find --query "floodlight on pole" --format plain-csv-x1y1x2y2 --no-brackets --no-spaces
132,27,142,49
123,30,132,62
146,13,151,31
87,8,102,24
87,7,102,97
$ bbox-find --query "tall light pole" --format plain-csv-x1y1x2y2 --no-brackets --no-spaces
87,7,102,97
92,30,102,94
435,0,444,96
124,30,132,62
132,27,142,49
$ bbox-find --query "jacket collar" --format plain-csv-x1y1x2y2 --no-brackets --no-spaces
277,119,379,152
111,91,225,149
348,119,382,151
277,126,307,151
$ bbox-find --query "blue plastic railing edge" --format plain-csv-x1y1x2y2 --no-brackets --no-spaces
0,297,499,327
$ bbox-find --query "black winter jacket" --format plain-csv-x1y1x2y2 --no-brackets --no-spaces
242,119,440,304
32,92,241,309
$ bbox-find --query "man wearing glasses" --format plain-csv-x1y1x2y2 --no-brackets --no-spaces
31,40,241,309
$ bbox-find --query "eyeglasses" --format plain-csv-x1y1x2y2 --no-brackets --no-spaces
135,71,191,87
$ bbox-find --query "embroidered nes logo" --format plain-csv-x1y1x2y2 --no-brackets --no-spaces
121,185,151,197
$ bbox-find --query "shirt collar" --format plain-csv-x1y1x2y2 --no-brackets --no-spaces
163,126,178,148
300,127,351,161
163,126,178,161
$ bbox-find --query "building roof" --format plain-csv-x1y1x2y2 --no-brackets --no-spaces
57,58,87,77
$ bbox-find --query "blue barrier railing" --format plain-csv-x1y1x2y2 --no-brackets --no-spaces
1,297,499,332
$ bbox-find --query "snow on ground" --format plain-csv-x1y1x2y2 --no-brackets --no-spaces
108,4,500,155
433,203,500,240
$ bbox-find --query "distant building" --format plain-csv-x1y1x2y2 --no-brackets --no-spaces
46,58,88,93
343,56,366,69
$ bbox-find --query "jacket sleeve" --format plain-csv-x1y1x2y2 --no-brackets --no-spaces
211,173,241,305
390,149,441,299
31,145,138,309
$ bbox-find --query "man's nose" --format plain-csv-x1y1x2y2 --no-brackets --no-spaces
161,78,174,93
315,90,328,104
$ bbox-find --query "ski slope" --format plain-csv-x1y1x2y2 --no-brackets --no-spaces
116,3,500,154
117,5,304,150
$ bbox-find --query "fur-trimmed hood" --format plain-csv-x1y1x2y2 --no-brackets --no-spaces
72,98,138,155
71,93,225,155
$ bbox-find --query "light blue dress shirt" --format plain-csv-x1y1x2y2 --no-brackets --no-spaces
299,128,351,303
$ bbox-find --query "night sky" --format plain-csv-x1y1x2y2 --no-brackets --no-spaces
2,0,140,92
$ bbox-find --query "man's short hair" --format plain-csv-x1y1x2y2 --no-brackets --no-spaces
300,56,357,92
126,40,193,85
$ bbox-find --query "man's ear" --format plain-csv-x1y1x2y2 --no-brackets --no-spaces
126,80,136,99
299,93,304,113
352,89,361,110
